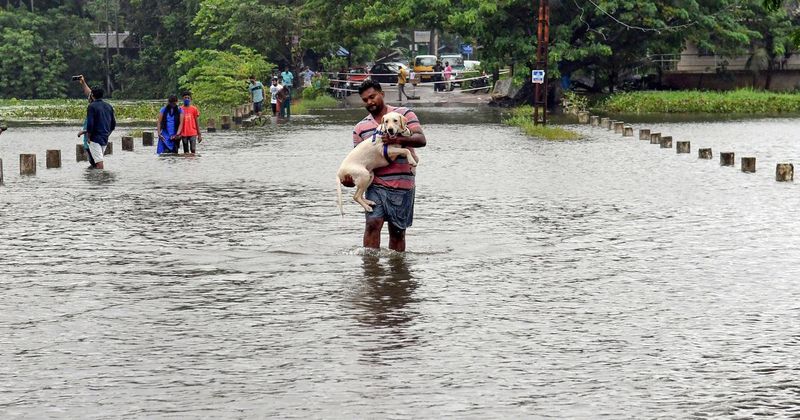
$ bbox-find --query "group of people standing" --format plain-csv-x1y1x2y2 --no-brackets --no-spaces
433,61,453,92
156,92,202,155
249,68,296,118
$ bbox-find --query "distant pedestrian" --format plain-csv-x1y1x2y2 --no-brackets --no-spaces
156,95,184,155
269,77,281,116
433,61,444,92
281,68,294,90
397,65,409,101
84,86,116,170
180,91,201,154
444,61,453,91
248,76,265,116
278,82,291,118
302,66,314,87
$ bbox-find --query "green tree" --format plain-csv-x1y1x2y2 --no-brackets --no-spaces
175,45,274,105
193,0,299,70
0,6,99,98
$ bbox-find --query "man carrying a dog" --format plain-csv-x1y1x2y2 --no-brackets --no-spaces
343,79,427,252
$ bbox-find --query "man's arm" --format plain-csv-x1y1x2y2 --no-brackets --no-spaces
109,106,116,132
79,76,91,97
174,112,184,139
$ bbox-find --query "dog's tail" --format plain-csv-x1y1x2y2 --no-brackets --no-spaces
336,176,344,218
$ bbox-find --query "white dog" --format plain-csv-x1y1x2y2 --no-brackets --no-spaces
337,111,418,214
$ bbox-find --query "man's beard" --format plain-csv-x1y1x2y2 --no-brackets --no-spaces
367,104,380,116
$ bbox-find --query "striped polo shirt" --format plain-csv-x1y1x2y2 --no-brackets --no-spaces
352,106,421,190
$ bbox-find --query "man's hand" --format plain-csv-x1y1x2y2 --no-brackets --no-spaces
381,133,402,145
340,175,355,187
77,130,86,137
198,134,203,143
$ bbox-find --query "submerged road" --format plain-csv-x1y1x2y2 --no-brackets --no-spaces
1,110,800,417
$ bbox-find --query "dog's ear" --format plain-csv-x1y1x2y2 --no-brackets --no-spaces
400,115,411,136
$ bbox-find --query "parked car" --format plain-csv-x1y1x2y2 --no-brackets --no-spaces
413,55,437,82
369,62,408,85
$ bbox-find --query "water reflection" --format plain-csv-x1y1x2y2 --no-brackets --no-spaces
353,253,418,328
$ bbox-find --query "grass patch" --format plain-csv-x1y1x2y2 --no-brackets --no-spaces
0,99,162,122
598,89,800,114
504,106,582,140
0,93,339,127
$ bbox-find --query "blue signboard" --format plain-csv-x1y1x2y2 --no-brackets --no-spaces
461,44,473,55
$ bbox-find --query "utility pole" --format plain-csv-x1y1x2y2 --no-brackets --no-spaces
533,0,550,125
105,0,111,95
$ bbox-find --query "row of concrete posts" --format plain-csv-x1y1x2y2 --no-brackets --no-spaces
578,112,794,182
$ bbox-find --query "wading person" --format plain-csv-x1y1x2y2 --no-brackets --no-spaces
84,86,116,170
248,76,265,117
74,75,97,168
342,80,426,252
278,83,291,119
156,95,184,155
180,91,201,154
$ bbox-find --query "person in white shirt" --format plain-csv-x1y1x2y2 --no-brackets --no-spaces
269,78,281,116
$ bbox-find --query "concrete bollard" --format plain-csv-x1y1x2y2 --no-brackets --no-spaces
776,163,794,181
122,136,134,151
741,157,756,173
720,152,735,166
20,154,36,175
613,122,624,133
676,141,690,154
650,132,661,145
0,158,3,185
76,144,88,162
577,112,590,124
590,115,600,126
639,129,650,140
660,136,673,148
104,142,113,155
699,148,713,159
207,118,217,133
601,117,610,129
623,126,633,137
221,115,231,130
46,150,61,168
142,131,154,146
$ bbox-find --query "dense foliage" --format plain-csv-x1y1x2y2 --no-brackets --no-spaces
600,89,800,113
0,0,797,100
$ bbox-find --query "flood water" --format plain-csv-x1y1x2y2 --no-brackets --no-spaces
2,108,800,418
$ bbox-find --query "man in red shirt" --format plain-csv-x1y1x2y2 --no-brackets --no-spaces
180,91,202,154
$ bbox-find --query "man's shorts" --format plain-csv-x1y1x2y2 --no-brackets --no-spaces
88,141,106,163
254,100,264,113
364,185,415,230
271,103,277,114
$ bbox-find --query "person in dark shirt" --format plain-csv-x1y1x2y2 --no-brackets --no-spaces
84,87,116,170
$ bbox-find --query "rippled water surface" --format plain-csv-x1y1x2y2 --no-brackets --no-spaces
3,109,800,418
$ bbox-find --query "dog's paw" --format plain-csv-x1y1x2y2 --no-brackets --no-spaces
363,205,373,212
364,199,376,206
408,160,418,167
